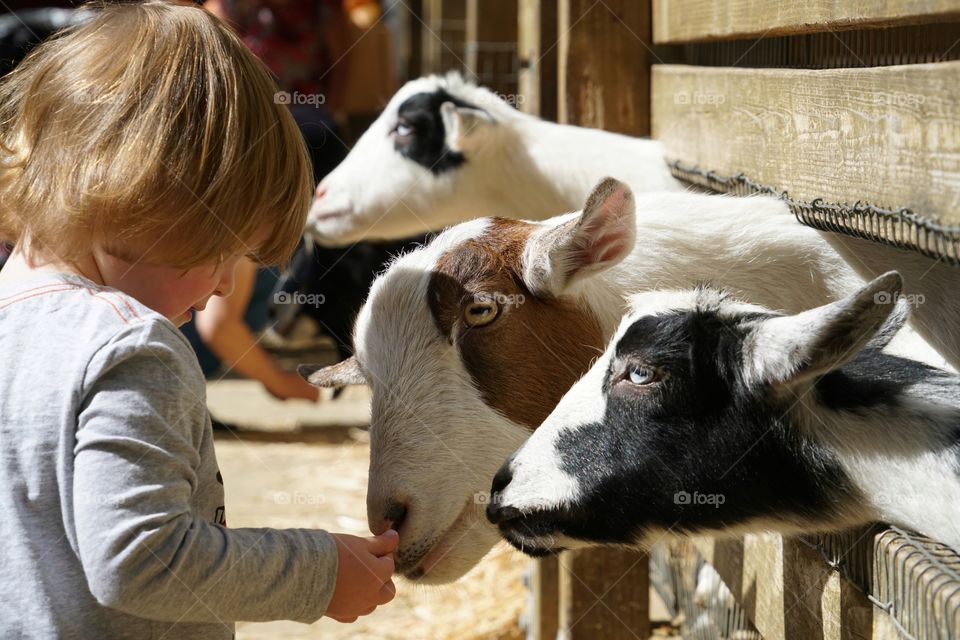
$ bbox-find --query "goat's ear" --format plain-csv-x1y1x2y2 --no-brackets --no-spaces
745,271,907,387
440,102,494,152
298,356,367,387
522,177,636,296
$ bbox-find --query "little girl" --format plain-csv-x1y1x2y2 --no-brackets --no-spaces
0,2,396,637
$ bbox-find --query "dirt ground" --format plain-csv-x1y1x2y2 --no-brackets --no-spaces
208,378,526,640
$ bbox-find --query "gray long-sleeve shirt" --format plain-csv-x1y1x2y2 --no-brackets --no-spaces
0,273,337,639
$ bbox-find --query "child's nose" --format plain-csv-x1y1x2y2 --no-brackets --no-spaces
214,282,234,298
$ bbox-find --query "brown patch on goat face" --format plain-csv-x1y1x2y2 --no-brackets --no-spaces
428,218,604,429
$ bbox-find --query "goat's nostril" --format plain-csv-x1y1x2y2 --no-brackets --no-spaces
314,184,327,200
384,500,408,532
490,463,513,496
486,500,523,526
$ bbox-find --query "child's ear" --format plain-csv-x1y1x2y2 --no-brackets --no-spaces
522,177,636,297
744,271,907,387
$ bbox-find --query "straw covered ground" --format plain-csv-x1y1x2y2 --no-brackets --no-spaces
213,425,526,640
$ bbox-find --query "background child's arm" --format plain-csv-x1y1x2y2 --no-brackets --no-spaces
71,321,352,624
192,258,319,401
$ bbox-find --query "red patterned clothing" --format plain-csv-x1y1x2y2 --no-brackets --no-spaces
221,0,342,94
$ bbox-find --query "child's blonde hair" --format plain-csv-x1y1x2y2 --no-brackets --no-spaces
0,0,312,268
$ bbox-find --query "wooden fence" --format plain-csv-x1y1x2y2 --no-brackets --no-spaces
414,1,960,637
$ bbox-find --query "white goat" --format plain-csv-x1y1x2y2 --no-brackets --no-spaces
306,72,679,245
487,272,960,556
300,178,954,584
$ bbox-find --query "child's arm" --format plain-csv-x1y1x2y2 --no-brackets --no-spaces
72,322,391,623
193,258,319,401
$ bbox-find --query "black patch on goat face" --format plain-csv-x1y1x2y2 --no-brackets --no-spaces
392,89,476,174
522,309,861,547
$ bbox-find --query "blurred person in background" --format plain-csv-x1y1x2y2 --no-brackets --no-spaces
180,0,390,403
204,0,393,143
179,259,322,401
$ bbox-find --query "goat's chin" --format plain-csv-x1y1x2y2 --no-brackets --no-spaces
309,211,434,246
306,217,367,247
504,536,564,558
500,525,594,557
402,524,503,585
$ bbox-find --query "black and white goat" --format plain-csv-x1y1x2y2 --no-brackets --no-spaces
306,73,679,245
487,272,960,555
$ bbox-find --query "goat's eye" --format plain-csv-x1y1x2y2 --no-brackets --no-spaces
395,122,413,138
464,300,499,327
627,365,657,385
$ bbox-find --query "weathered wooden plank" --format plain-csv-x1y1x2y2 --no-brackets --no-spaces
405,0,424,80
518,0,558,121
651,63,960,227
652,0,960,44
558,548,650,639
694,533,879,640
558,0,654,136
465,0,518,97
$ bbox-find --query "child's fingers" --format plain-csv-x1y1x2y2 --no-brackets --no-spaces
371,553,395,581
367,528,399,556
378,579,397,604
331,615,359,623
330,603,377,622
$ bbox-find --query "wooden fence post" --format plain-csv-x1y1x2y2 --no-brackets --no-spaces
558,0,654,135
465,0,520,97
558,548,650,639
421,0,468,75
550,2,657,637
518,0,559,121
525,556,561,640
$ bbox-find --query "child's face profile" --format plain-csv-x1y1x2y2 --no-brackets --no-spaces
94,247,243,327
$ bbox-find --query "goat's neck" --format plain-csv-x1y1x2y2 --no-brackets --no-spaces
471,123,572,218
571,264,637,339
460,117,674,222
445,116,678,226
515,118,675,208
790,369,960,550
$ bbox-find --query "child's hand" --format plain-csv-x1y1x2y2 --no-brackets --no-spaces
325,529,398,623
